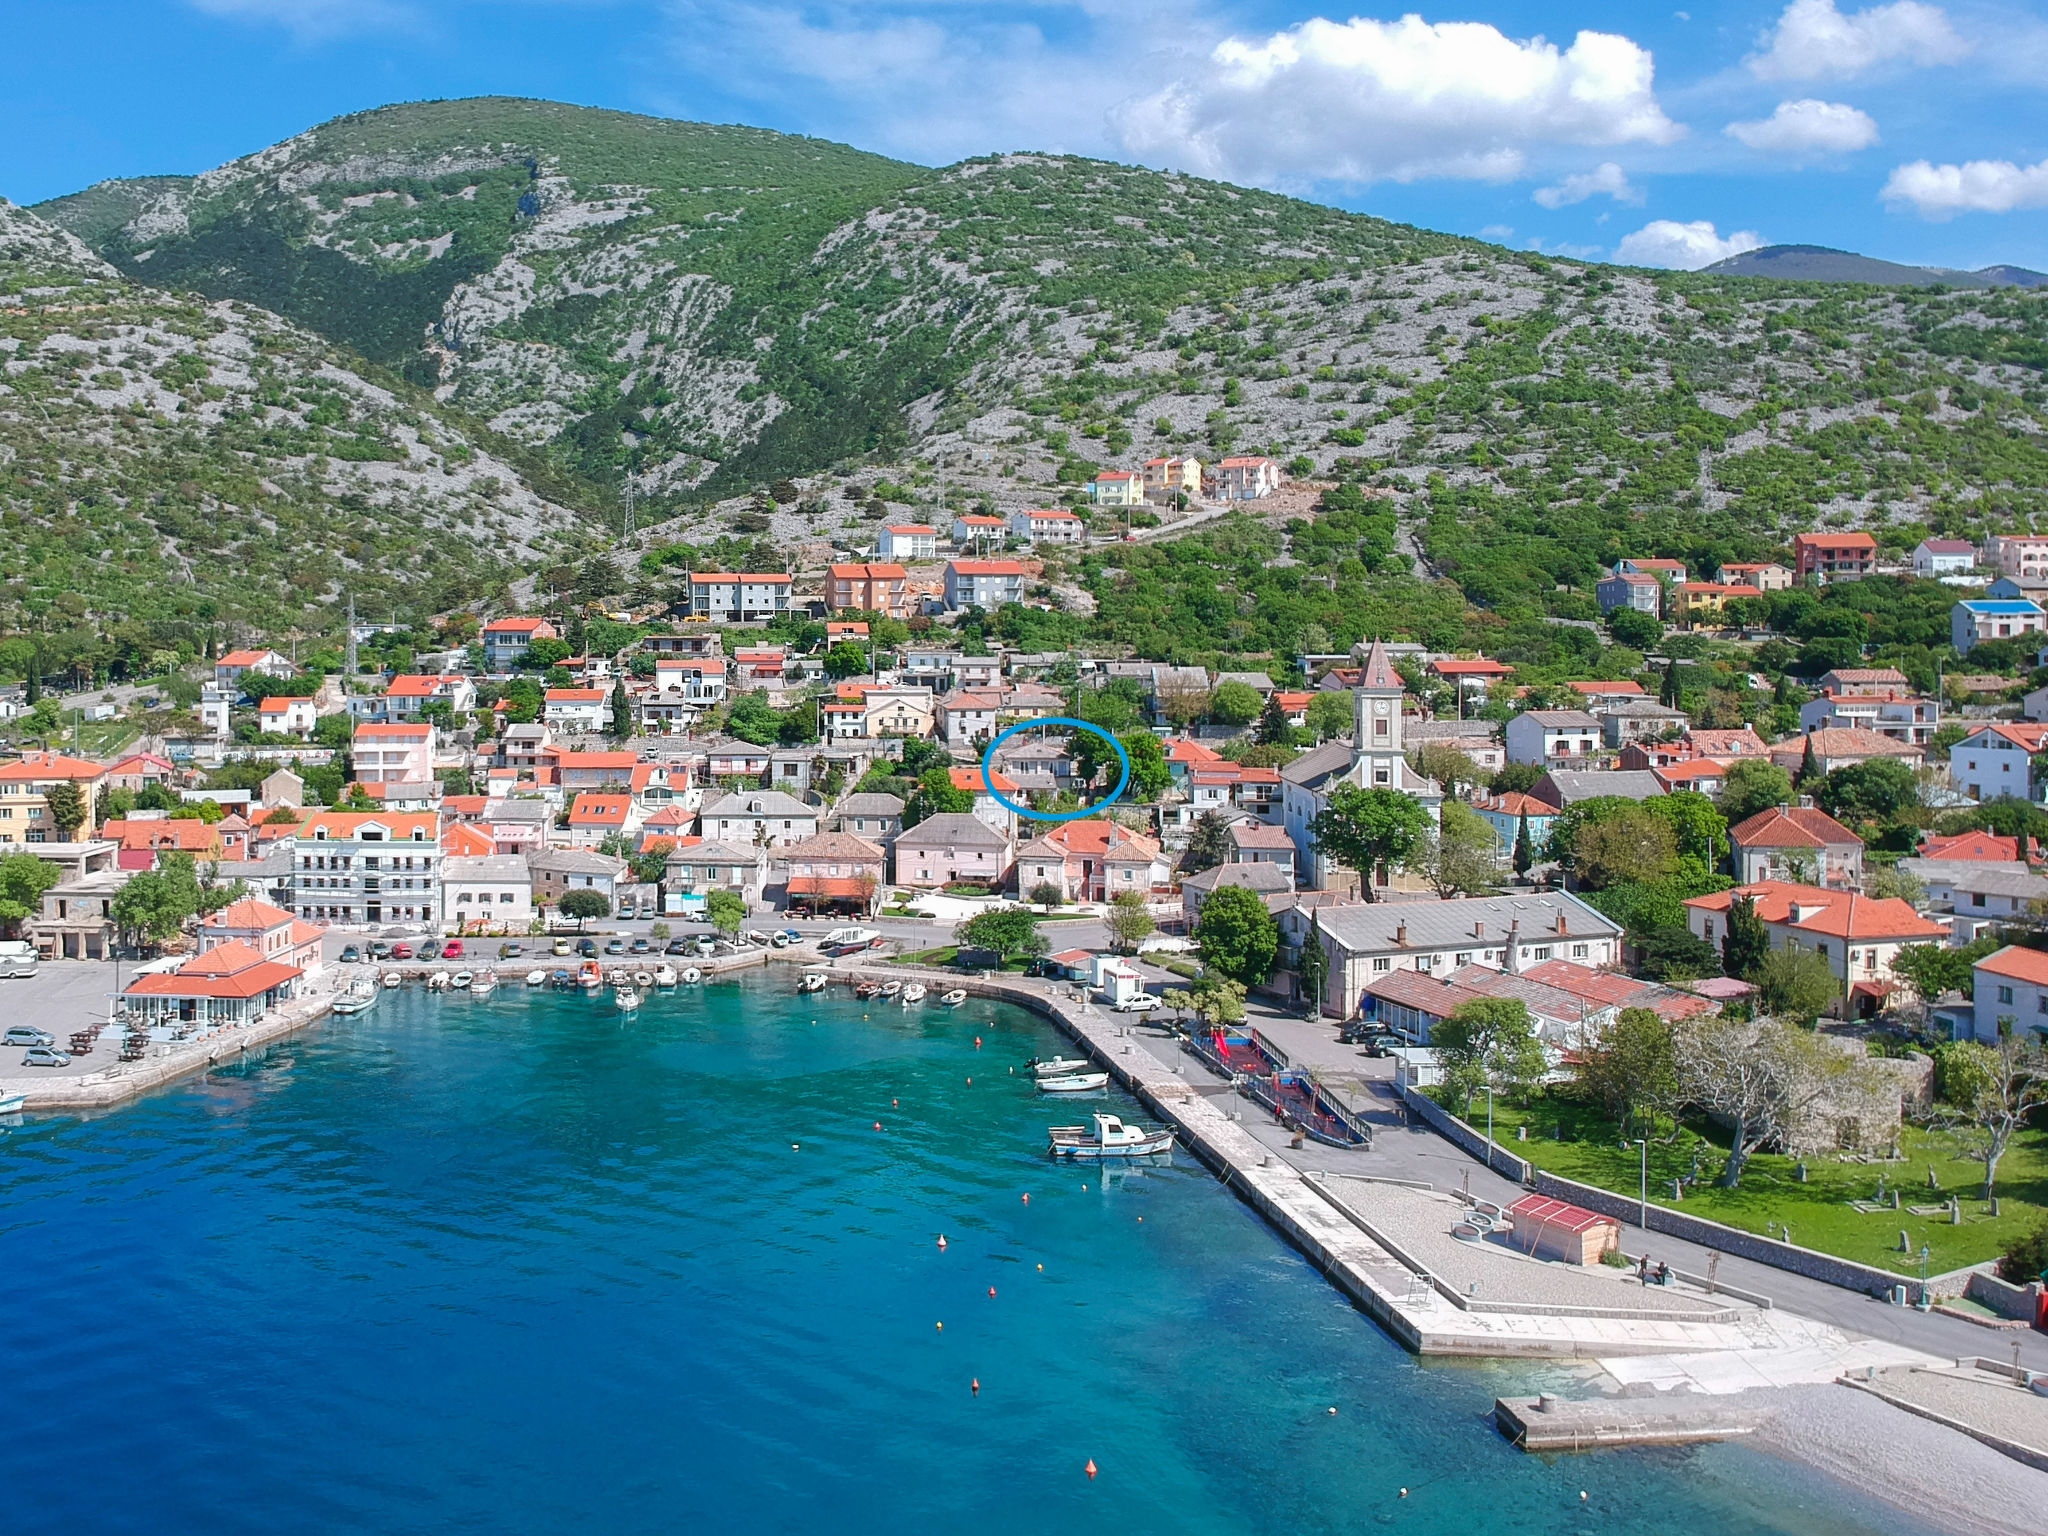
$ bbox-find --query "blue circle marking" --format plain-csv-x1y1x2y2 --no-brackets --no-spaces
980,718,1130,823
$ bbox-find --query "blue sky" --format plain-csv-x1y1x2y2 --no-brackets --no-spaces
5,0,2048,270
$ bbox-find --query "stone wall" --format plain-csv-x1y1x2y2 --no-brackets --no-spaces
1400,1084,1531,1182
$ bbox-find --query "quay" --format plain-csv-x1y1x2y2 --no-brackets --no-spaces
1493,1393,1768,1452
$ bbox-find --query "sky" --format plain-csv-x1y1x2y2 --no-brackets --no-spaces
4,0,2048,271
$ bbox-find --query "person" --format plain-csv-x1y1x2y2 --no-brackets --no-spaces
1636,1253,1651,1284
1654,1260,1671,1287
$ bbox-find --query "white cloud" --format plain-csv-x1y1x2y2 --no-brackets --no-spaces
186,0,416,39
1747,0,1968,81
1478,223,1516,240
1615,219,1766,269
1725,99,1879,155
1112,15,1680,188
1533,162,1641,208
1882,157,2048,218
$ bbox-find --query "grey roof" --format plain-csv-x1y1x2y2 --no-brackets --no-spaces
1537,769,1668,805
836,793,905,816
1407,720,1500,742
671,840,763,865
703,789,815,817
442,855,532,883
1516,710,1602,729
1280,740,1355,790
1605,700,1691,720
1315,893,1621,954
892,812,1010,850
1214,671,1276,694
1898,859,2048,899
1181,862,1294,896
528,848,628,876
485,798,552,824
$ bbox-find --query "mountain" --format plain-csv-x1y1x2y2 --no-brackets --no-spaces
1701,243,2048,289
0,195,581,649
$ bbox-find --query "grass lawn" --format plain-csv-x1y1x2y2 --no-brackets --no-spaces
890,946,1037,974
1459,1091,2048,1277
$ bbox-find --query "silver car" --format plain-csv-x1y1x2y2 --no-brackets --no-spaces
2,1025,53,1048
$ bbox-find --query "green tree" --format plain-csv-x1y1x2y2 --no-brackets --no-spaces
1721,894,1771,981
1104,891,1156,954
109,854,204,949
1304,691,1352,743
823,642,870,679
1118,731,1171,801
1181,811,1233,875
1512,807,1535,877
523,637,572,670
1633,925,1720,984
610,678,632,740
1757,945,1839,1024
1027,880,1064,910
1646,790,1727,871
1491,762,1545,796
904,768,973,828
726,690,781,745
1815,757,1919,824
1607,607,1662,650
1192,883,1279,986
1254,692,1296,746
1414,800,1499,898
1296,911,1329,1016
1308,785,1431,901
1209,680,1263,725
706,889,748,937
1935,1025,2048,1203
954,908,1047,962
1570,803,1678,891
1573,1007,1679,1135
1412,742,1489,800
42,781,86,839
558,888,610,928
1720,759,1794,823
0,852,60,936
1432,996,1547,1112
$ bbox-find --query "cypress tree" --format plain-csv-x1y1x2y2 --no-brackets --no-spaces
609,677,632,740
1798,732,1817,785
1659,660,1680,707
1512,807,1534,877
1721,894,1771,982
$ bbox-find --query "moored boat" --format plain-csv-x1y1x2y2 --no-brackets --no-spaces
1037,1072,1111,1093
879,979,903,999
330,979,379,1015
616,987,641,1013
550,969,575,991
940,989,967,1007
526,969,547,987
426,970,450,992
633,970,653,988
679,966,703,985
381,971,402,989
577,961,603,991
854,980,881,1000
472,969,497,996
798,971,827,993
653,963,677,988
1048,1112,1173,1159
1031,1056,1093,1079
451,970,473,990
901,982,927,1004
0,1089,25,1114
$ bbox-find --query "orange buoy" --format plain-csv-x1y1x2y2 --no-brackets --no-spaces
987,1286,997,1298
1084,1459,1097,1481
874,1121,883,1131
971,1378,980,1396
974,1036,982,1048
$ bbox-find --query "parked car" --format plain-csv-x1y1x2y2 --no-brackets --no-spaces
2,1026,54,1048
498,942,523,960
369,942,392,961
23,1045,71,1068
617,899,636,920
338,945,360,964
576,938,598,958
665,939,692,956
391,943,415,961
695,936,717,958
605,937,626,955
442,939,464,960
553,938,573,957
1112,993,1162,1013
630,937,651,954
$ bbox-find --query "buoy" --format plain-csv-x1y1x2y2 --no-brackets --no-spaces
974,1036,982,1048
1580,1492,1588,1503
874,1122,883,1131
1399,1488,1408,1499
966,1076,972,1085
1328,1407,1338,1416
1084,1459,1097,1481
971,1378,980,1396
862,1013,869,1020
1081,1183,1088,1191
1036,1263,1043,1271
988,1286,997,1298
892,1099,898,1108
1021,1193,1030,1204
936,1321,943,1331
791,1143,800,1151
1137,1216,1143,1223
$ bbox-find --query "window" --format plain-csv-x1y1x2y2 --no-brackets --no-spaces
1372,957,1391,972
1572,944,1588,959
1998,984,2014,1004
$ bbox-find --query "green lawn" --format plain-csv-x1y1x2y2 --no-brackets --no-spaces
1459,1091,2048,1277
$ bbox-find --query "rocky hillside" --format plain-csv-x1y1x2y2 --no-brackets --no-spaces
0,196,581,649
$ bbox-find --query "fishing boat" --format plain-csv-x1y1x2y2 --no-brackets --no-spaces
472,969,497,997
1048,1112,1174,1159
0,1089,25,1114
653,963,677,989
577,961,603,991
745,929,771,947
879,979,903,1000
616,987,641,1013
798,971,827,993
381,971,402,989
549,969,575,991
679,966,703,985
451,970,473,991
901,982,927,1004
854,979,881,1000
1037,1072,1111,1094
526,969,547,987
1031,1056,1094,1079
330,979,379,1016
426,971,450,992
939,989,967,1007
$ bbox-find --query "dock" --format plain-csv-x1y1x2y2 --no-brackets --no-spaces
1494,1393,1768,1452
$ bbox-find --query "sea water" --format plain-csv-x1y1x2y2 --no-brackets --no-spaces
1,974,1929,1535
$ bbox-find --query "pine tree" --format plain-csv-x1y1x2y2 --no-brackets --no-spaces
1659,660,1680,707
609,678,632,740
1255,692,1295,746
1721,894,1771,982
1512,807,1534,877
1797,733,1817,785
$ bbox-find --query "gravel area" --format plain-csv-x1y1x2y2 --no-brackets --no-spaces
1859,1364,2048,1454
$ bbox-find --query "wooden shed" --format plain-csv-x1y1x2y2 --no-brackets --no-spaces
1505,1194,1621,1266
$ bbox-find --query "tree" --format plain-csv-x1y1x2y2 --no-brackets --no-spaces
558,889,610,928
1296,911,1329,1016
1815,757,1919,824
1634,925,1721,984
1936,1025,2048,1203
726,690,781,746
705,889,748,937
1796,733,1818,787
1254,693,1296,746
1186,975,1248,1028
1209,680,1263,725
1432,997,1547,1113
1491,762,1545,796
954,908,1047,963
609,678,632,740
1028,880,1064,910
1646,791,1727,871
904,768,973,828
1574,1007,1679,1135
1658,659,1680,708
1892,936,2000,1006
1411,743,1487,801
823,642,869,680
1181,811,1233,875
1721,759,1794,823
1675,1013,1878,1188
1721,894,1771,981
523,637,572,670
1998,1216,2048,1286
1607,607,1662,650
631,839,675,886
1757,946,1839,1023
0,852,60,936
1118,732,1171,801
1512,807,1535,877
1570,804,1678,891
1867,864,1925,904
42,781,86,839
110,854,205,950
1104,891,1156,954
1192,884,1279,985
1308,785,1431,901
1304,691,1352,743
1413,801,1499,898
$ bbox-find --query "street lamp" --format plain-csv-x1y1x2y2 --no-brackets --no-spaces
1917,1244,1932,1311
1484,1083,1496,1161
1633,1138,1649,1230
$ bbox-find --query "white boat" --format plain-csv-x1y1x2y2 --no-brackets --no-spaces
633,970,653,988
330,980,379,1016
451,970,473,991
1038,1072,1111,1093
526,969,547,987
1048,1112,1174,1159
0,1089,24,1114
879,979,903,999
426,971,450,992
1032,1056,1093,1079
472,970,497,997
616,988,641,1013
381,971,402,989
680,966,703,985
654,964,677,989
798,972,827,993
940,990,967,1007
745,929,771,947
901,982,927,1004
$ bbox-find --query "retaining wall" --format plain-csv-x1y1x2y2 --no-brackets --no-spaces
1400,1085,1532,1181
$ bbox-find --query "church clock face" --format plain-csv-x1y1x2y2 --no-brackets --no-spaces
1373,700,1389,716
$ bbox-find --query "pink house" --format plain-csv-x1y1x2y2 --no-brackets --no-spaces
352,721,434,788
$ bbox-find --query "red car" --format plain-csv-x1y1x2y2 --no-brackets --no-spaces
391,943,415,960
441,939,464,959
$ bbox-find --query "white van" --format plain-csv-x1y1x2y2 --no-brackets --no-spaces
820,927,881,949
0,940,40,979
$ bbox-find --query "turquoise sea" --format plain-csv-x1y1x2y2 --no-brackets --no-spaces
1,974,1930,1535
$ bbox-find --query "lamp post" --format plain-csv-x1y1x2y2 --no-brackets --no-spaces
1918,1244,1932,1311
1634,1138,1649,1230
1484,1083,1496,1168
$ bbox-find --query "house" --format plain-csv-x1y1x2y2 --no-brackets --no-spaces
828,563,911,619
1472,791,1558,861
123,939,303,1031
289,811,442,926
0,750,110,844
876,524,939,561
772,832,886,913
1686,726,1771,759
1600,700,1690,749
1533,768,1667,807
1014,819,1167,903
1770,728,1924,776
1919,829,2029,864
1179,862,1294,923
258,697,318,739
1986,533,2048,583
1798,690,1940,744
1506,1196,1622,1266
1141,456,1202,502
1596,570,1661,616
1685,881,1948,1015
948,764,1024,838
1672,581,1764,621
1011,507,1088,543
685,572,794,624
1427,655,1514,696
1952,599,2046,654
481,799,551,857
936,689,1008,749
661,840,767,913
951,514,1009,548
1728,801,1864,886
828,682,936,740
1226,821,1296,879
214,648,295,689
350,674,476,723
352,720,436,798
832,793,905,842
1287,893,1622,1020
33,858,128,961
529,847,629,910
1618,557,1688,584
1715,562,1793,592
1565,679,1647,713
554,750,641,794
640,631,721,657
883,812,1010,891
1214,456,1282,501
699,790,819,849
944,559,1028,611
1964,946,2048,1044
441,854,534,932
565,793,637,848
1504,710,1602,766
1949,722,2048,804
1913,539,1977,577
104,752,177,792
1899,860,2048,932
1406,719,1505,774
544,687,609,733
1084,472,1142,508
195,897,322,974
100,816,224,869
1651,759,1731,797
1792,531,1879,583
991,738,1077,796
481,617,558,671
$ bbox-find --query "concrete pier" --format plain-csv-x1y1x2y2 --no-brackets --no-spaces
1494,1394,1768,1452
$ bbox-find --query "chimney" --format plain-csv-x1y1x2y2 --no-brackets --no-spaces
1474,920,1484,940
1798,795,1814,810
1556,911,1568,936
1394,922,1408,947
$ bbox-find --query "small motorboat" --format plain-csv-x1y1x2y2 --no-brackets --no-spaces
798,972,827,993
616,987,641,1013
472,970,497,997
879,979,903,1000
901,982,927,1004
1031,1057,1093,1079
633,970,653,988
679,966,703,985
577,962,603,991
745,929,771,947
1048,1112,1174,1159
426,970,450,992
940,990,967,1007
526,969,547,987
330,980,379,1015
381,972,402,989
854,980,881,1000
451,970,473,991
1038,1072,1111,1093
550,969,575,991
0,1088,25,1114
654,964,677,989
606,966,629,987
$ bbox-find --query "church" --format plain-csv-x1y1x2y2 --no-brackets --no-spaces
1280,640,1445,890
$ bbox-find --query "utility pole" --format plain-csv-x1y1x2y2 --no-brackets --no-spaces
345,594,358,680
622,480,636,547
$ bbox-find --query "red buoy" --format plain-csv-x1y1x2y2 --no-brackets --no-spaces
1021,1193,1030,1204
937,1235,948,1249
974,1036,982,1048
874,1121,883,1131
1084,1459,1098,1481
891,1099,899,1108
971,1378,980,1396
988,1286,997,1298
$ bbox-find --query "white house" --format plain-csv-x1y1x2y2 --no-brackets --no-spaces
441,854,534,932
352,721,435,789
350,674,477,723
289,810,442,926
1912,539,1977,577
951,514,1008,548
685,572,794,623
1215,456,1282,500
878,524,939,561
481,617,557,671
1949,722,2048,803
258,697,318,739
544,687,609,733
1967,946,2048,1044
1010,508,1087,544
699,790,820,849
1952,599,2046,654
214,648,295,688
944,560,1027,611
1503,710,1602,767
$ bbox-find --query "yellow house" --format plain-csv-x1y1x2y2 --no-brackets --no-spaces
1141,457,1203,501
0,751,110,844
1086,470,1144,507
1672,581,1764,623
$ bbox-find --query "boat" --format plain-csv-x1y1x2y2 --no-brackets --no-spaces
616,988,641,1013
654,963,677,989
550,969,575,991
526,969,547,987
1048,1112,1174,1159
0,1089,25,1114
745,929,771,947
472,970,497,997
1031,1056,1094,1079
798,972,827,993
940,989,967,1007
451,970,473,991
330,980,379,1016
633,970,653,988
577,962,603,991
879,979,903,1000
901,982,927,1004
679,966,703,985
426,971,450,992
381,971,402,989
1038,1072,1111,1093
854,980,881,1000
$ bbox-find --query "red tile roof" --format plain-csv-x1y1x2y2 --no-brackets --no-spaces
205,898,294,930
0,751,106,782
1729,805,1861,850
950,765,1020,796
216,649,277,667
1976,946,2048,985
1686,881,1945,941
1918,831,2024,863
569,794,631,827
